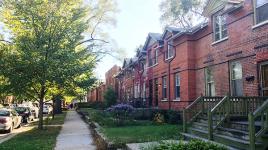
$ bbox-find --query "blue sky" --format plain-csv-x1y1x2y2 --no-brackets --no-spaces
95,0,163,80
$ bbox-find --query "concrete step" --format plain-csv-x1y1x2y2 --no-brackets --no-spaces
181,133,239,150
189,127,208,139
228,121,262,132
216,127,249,140
213,133,264,150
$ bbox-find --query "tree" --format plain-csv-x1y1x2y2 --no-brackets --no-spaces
104,87,117,107
0,0,116,129
159,0,206,28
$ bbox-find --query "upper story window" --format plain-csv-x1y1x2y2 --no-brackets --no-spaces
214,14,228,41
154,49,158,64
149,49,158,67
165,42,174,60
148,51,153,66
256,0,268,24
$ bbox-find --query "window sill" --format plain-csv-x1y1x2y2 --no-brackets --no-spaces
161,99,168,102
252,20,268,30
211,37,228,46
165,56,174,61
172,98,180,102
147,63,158,68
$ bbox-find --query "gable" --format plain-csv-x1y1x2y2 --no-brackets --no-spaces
203,0,245,17
143,36,157,51
162,30,172,40
203,0,226,17
147,38,155,47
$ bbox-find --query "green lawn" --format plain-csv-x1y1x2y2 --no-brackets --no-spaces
103,124,182,146
0,127,61,150
0,112,67,150
80,108,182,146
31,111,67,126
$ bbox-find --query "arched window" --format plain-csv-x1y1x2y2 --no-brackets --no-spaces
230,62,243,96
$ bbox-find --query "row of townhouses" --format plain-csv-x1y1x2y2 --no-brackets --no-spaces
87,1,268,149
88,0,268,111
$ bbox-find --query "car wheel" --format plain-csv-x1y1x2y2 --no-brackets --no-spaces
7,124,13,133
16,123,21,129
26,118,30,124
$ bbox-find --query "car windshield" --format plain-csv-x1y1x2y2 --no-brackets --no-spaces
0,110,10,116
15,107,27,113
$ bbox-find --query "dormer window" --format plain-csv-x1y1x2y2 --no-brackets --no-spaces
255,0,268,24
213,14,227,41
165,42,174,60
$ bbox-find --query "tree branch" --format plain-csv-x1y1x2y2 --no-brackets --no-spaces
0,40,12,44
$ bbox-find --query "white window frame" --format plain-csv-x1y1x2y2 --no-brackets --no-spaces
253,0,268,27
260,61,268,96
154,49,158,65
230,61,243,96
162,76,167,99
174,73,180,100
165,42,174,60
213,14,228,42
205,67,216,96
143,82,146,99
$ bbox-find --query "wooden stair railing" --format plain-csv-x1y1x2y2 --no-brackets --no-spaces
208,96,230,140
249,97,268,150
183,96,223,133
183,96,203,133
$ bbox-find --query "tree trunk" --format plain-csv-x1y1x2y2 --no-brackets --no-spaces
38,86,45,130
52,99,55,119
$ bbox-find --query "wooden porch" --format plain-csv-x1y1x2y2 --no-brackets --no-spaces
182,96,268,150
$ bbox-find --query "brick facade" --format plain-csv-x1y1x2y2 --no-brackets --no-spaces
96,0,268,110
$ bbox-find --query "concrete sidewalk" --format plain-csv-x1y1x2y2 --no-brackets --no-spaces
54,111,96,150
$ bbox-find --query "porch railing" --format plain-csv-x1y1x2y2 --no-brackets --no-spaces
183,96,223,132
207,96,268,140
208,96,230,140
248,97,268,150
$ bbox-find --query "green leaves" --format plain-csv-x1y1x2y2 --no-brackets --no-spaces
159,0,206,28
0,0,116,102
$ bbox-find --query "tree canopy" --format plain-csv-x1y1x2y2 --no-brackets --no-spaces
0,0,117,129
159,0,206,28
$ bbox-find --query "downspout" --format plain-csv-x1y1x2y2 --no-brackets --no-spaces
139,60,145,105
163,42,176,110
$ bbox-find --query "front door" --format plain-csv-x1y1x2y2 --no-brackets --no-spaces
261,63,268,96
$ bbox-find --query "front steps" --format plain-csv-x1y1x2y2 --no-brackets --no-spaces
182,115,268,150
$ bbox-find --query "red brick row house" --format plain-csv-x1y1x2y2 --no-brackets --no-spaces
87,65,120,102
87,82,106,102
114,0,268,111
105,65,120,92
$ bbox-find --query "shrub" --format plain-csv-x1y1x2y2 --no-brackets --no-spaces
166,110,181,124
142,140,227,150
132,108,182,124
153,113,165,124
106,103,135,126
76,102,106,109
103,87,117,107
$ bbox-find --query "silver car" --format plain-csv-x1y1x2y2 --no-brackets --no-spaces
0,108,22,133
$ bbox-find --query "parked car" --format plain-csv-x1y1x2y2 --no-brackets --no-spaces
15,107,35,123
0,108,22,133
43,105,53,114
